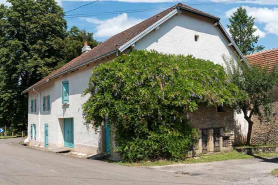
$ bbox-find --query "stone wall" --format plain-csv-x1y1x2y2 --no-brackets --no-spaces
252,102,278,145
251,86,278,145
189,106,234,154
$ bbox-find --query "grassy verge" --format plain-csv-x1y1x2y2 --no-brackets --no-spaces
235,145,278,149
118,151,278,166
0,136,21,139
271,169,278,176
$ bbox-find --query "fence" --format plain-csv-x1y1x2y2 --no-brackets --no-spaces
0,126,27,139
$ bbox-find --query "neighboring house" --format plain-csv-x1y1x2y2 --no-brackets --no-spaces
245,48,278,145
23,3,248,155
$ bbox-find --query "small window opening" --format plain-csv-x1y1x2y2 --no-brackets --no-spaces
195,34,199,42
217,106,225,112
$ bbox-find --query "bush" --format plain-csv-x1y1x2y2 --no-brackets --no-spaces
83,50,245,162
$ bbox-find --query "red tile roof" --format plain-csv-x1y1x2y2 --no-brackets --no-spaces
246,48,278,70
23,3,220,93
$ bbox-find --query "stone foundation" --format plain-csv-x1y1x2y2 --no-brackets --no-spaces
189,106,235,154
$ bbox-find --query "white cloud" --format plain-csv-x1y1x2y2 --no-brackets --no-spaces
63,0,186,2
56,0,62,6
253,25,266,38
82,13,143,37
226,6,278,36
211,0,278,5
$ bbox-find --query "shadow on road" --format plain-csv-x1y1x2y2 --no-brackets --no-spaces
247,154,278,164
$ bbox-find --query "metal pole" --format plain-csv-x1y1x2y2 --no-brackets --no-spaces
4,125,6,138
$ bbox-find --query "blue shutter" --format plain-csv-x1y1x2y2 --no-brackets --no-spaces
31,124,33,139
62,81,69,104
43,96,46,111
34,99,37,112
47,95,50,111
31,100,33,113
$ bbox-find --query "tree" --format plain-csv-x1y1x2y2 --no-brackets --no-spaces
83,50,245,162
225,57,277,145
63,26,99,62
228,7,264,55
0,0,67,130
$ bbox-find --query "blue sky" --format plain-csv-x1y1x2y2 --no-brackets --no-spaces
2,0,278,50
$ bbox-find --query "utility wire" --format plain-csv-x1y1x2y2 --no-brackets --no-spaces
64,1,228,18
65,0,99,14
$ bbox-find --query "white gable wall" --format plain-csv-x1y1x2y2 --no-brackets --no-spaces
135,11,238,66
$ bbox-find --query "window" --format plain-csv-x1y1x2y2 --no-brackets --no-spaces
217,106,225,112
195,34,199,42
62,81,69,104
31,100,34,112
43,96,51,111
43,96,46,111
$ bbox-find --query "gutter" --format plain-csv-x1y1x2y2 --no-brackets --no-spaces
22,50,118,94
218,22,251,68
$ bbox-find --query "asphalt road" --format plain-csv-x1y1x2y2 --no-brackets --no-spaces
0,138,278,185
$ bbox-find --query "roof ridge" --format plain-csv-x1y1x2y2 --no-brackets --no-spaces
247,48,278,57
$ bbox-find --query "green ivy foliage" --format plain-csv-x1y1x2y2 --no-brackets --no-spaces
83,50,246,162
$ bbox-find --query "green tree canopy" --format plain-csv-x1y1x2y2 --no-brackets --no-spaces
228,6,264,55
63,26,99,62
83,50,246,162
0,0,67,129
225,57,277,145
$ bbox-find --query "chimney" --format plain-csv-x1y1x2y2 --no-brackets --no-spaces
82,41,91,54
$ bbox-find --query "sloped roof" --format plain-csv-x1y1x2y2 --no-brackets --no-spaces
246,48,278,70
23,3,239,94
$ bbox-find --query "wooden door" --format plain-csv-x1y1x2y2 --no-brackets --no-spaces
64,118,74,148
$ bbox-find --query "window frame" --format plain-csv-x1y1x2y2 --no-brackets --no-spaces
62,81,69,104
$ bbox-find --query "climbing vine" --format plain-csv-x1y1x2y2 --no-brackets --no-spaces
83,50,246,162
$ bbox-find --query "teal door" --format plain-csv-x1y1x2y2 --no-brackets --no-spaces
105,121,111,153
45,124,49,148
64,118,74,148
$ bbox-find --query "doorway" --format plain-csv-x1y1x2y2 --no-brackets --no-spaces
45,124,49,148
64,118,74,148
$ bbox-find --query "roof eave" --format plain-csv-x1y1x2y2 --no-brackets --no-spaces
217,22,251,68
22,50,118,94
119,8,179,52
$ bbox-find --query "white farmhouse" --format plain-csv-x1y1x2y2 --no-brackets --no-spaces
23,3,248,155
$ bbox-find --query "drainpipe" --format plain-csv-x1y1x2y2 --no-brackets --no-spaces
32,88,41,146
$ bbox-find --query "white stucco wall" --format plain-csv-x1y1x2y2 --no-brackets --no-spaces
135,12,238,67
28,62,108,154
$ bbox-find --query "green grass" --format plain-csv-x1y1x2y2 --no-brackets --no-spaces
0,136,21,139
235,145,278,149
271,169,278,176
118,151,278,166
